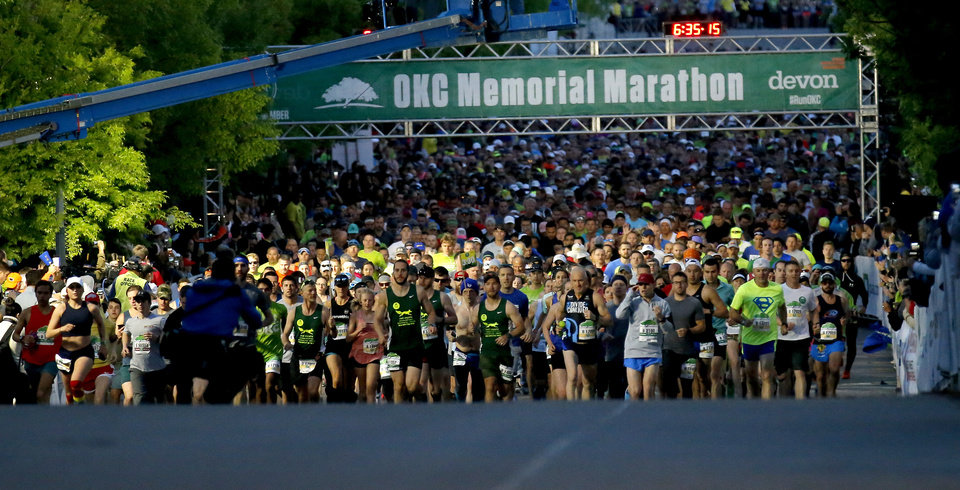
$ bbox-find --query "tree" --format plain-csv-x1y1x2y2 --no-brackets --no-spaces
88,0,282,200
0,0,172,260
835,0,960,195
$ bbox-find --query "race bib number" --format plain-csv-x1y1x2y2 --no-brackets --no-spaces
379,360,391,379
578,320,597,341
362,338,379,355
55,354,72,373
334,322,348,341
638,323,658,342
751,317,771,332
715,331,728,346
133,336,151,354
298,359,318,374
680,359,696,379
787,306,804,321
699,342,715,359
453,350,467,366
421,324,438,341
265,359,281,374
385,353,401,372
37,328,55,346
499,363,513,382
821,323,838,341
233,319,249,338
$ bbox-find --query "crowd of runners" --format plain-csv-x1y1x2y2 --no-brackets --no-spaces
1,128,921,405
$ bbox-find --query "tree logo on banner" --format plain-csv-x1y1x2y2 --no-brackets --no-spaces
317,77,383,109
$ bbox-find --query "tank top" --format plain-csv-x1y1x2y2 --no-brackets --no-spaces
21,305,59,366
815,294,845,344
691,283,716,343
330,296,353,341
293,303,324,358
478,296,510,356
60,301,93,337
420,290,444,347
564,288,599,343
386,283,421,352
350,315,383,365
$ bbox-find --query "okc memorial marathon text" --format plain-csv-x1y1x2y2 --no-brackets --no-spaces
391,69,838,108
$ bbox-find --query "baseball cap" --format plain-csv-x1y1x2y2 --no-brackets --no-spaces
636,273,655,285
453,270,467,280
683,249,701,260
676,231,689,239
414,242,426,251
641,229,655,237
641,244,656,254
818,217,830,227
297,247,310,255
691,236,704,244
157,285,173,300
347,223,360,234
460,278,480,293
752,258,771,270
319,260,332,271
732,272,747,282
684,258,701,269
65,277,84,289
84,292,100,304
3,272,22,290
334,273,352,287
417,265,435,278
346,239,361,248
729,227,743,239
820,272,836,283
233,256,249,265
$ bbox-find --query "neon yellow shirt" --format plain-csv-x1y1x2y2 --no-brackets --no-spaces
731,280,784,345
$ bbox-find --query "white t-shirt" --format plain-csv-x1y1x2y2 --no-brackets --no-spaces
780,283,816,340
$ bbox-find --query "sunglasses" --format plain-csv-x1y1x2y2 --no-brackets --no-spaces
434,278,451,283
840,258,852,262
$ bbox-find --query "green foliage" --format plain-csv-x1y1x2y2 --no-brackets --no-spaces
0,0,165,259
88,0,281,201
836,0,960,195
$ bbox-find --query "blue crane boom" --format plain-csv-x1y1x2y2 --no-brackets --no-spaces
0,1,576,148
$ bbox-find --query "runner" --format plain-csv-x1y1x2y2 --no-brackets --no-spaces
255,278,287,404
277,274,303,403
729,258,787,399
811,271,848,397
539,266,612,400
45,277,107,405
373,259,438,403
81,291,117,404
121,290,166,404
11,280,59,404
476,272,526,402
663,272,705,399
495,264,530,397
520,261,549,400
616,273,670,401
325,273,355,403
283,280,326,403
685,261,728,399
347,287,387,403
778,261,816,399
416,266,456,402
542,266,570,400
452,278,483,402
701,257,735,398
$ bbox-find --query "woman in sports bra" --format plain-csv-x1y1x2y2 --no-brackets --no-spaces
347,288,387,403
46,277,106,405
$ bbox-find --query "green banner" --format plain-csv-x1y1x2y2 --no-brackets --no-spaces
270,52,859,122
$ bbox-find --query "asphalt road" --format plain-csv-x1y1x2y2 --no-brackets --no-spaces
3,395,958,488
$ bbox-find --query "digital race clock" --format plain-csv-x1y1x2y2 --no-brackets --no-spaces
663,21,724,38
